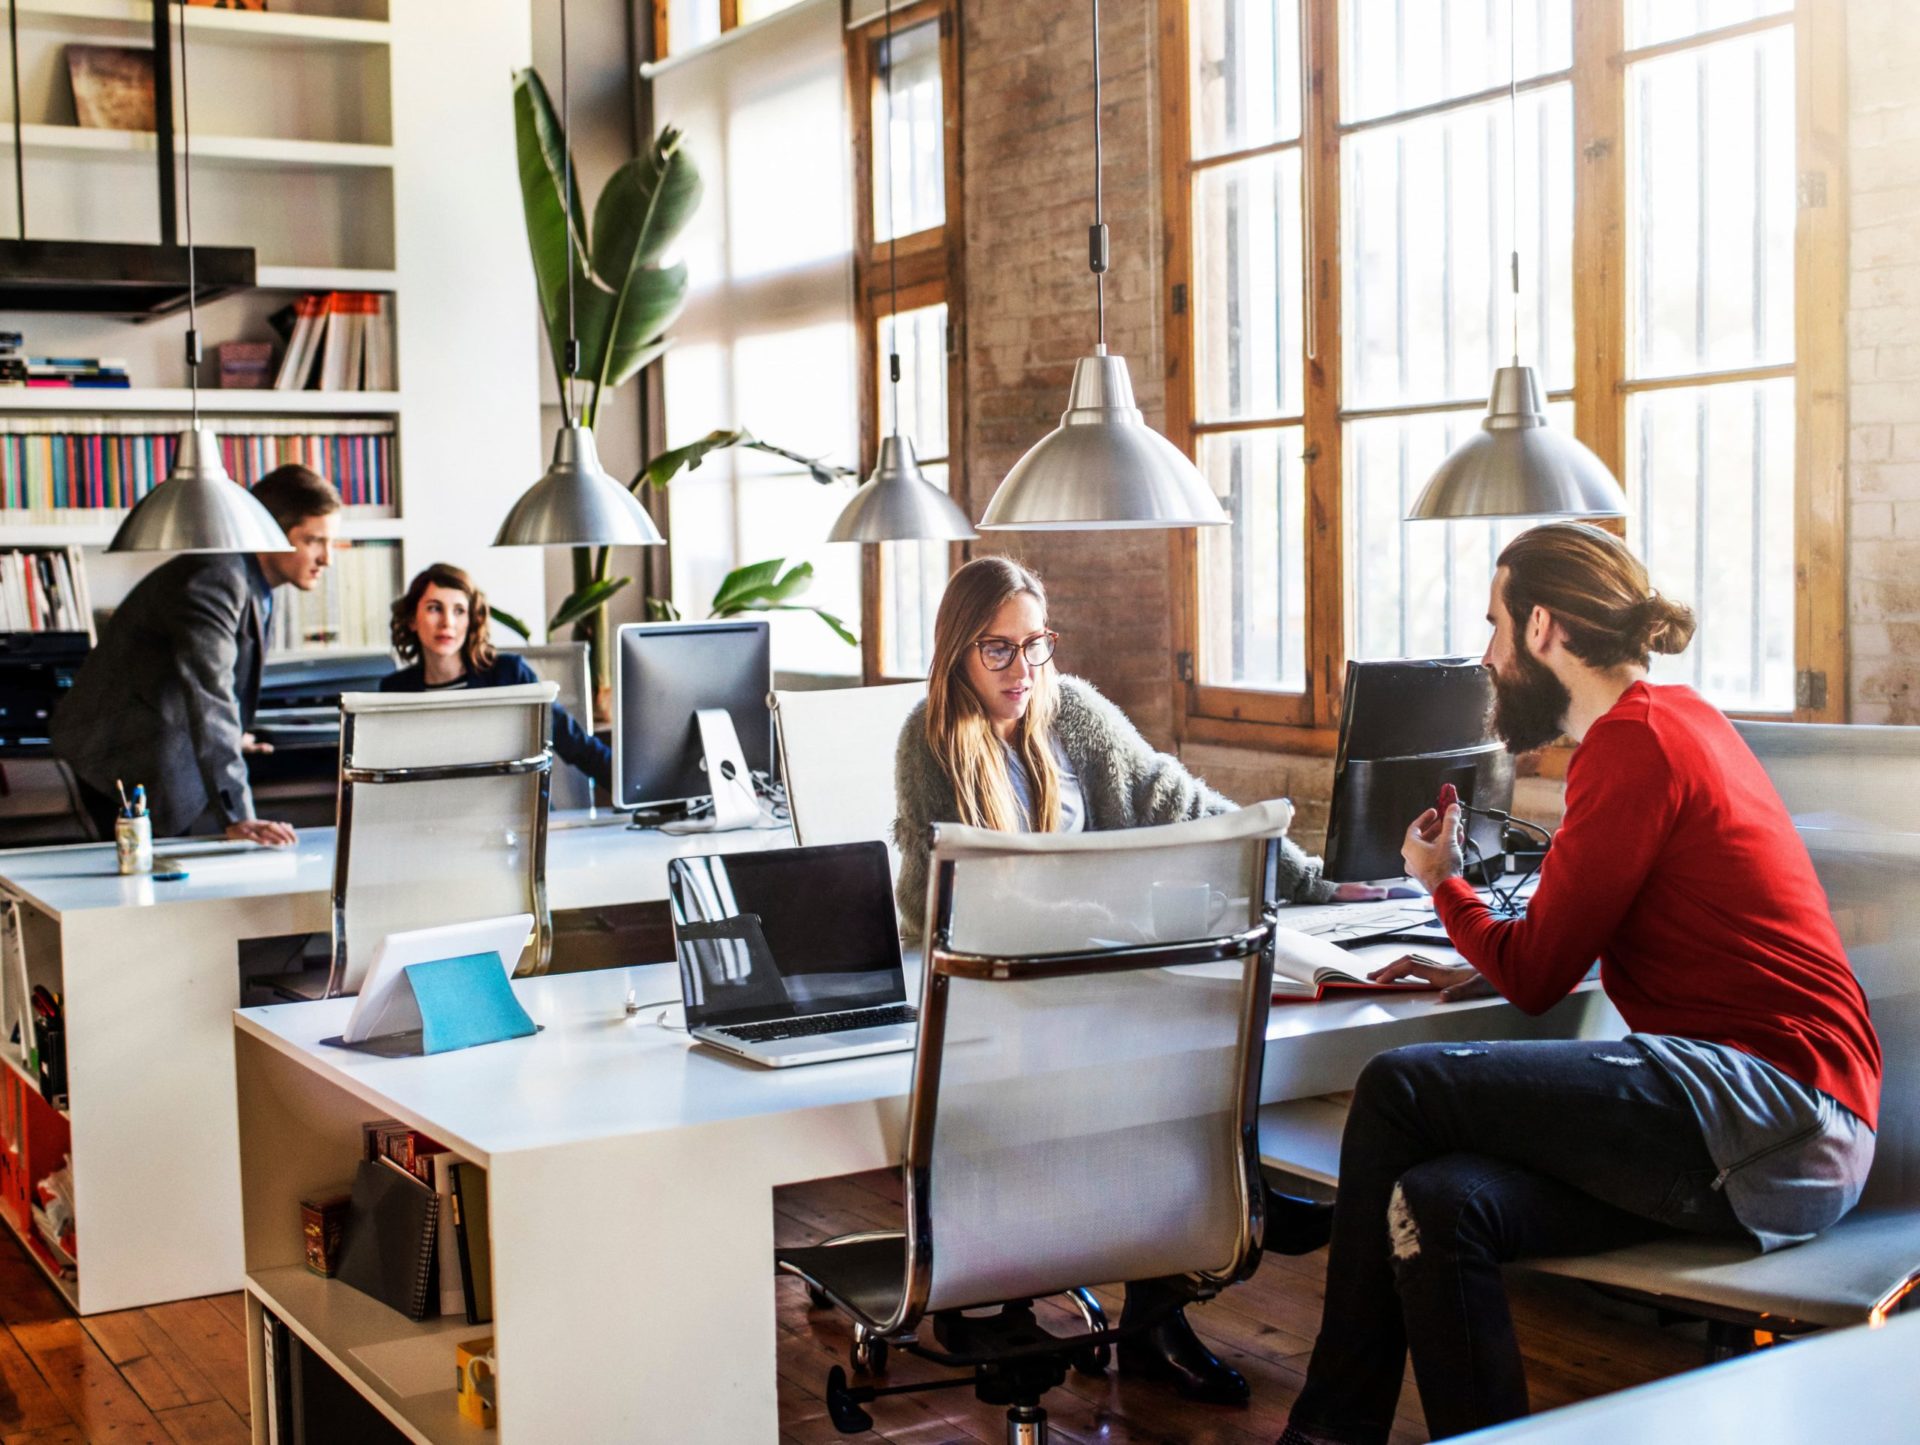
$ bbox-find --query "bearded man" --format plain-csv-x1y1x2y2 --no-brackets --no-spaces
1277,522,1881,1445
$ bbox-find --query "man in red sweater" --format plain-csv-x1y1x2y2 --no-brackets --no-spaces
1279,523,1881,1445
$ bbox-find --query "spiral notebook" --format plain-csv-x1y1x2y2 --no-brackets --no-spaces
335,1158,440,1321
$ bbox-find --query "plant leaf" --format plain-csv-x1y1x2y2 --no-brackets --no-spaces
709,558,799,614
644,595,682,622
490,605,531,642
512,68,591,396
547,576,631,634
590,126,703,281
739,438,855,487
764,603,858,647
573,263,687,410
638,428,752,490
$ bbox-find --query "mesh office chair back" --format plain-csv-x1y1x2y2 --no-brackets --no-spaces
909,802,1288,1316
329,683,556,996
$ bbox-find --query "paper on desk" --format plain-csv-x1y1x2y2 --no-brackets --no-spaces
351,1335,457,1398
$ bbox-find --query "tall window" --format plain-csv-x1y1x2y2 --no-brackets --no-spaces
849,0,966,681
1164,0,1846,738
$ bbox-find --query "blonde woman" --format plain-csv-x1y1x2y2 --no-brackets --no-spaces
890,555,1348,1406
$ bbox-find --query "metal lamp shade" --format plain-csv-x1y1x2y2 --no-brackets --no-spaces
1407,365,1625,521
108,425,292,553
828,434,976,543
494,424,663,547
978,350,1229,530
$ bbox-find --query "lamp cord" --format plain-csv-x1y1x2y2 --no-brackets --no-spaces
1090,0,1108,350
1508,0,1520,366
883,0,901,438
7,0,23,239
177,1,201,427
562,0,578,428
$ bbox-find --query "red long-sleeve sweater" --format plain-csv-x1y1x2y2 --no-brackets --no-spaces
1435,682,1882,1130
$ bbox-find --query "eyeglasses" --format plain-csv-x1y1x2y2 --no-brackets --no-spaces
972,631,1058,671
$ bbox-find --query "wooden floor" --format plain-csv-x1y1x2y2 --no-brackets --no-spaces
0,1170,1707,1444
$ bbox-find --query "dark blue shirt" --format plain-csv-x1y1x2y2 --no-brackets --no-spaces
377,654,611,788
245,553,274,629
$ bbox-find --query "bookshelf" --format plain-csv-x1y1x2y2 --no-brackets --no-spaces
0,0,547,653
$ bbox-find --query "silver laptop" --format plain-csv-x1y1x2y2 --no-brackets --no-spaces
666,841,916,1068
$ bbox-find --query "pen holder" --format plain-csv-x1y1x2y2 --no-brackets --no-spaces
114,814,152,876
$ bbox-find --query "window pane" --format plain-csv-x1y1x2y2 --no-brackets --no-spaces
1627,0,1791,49
668,0,721,55
873,19,944,243
1628,28,1794,378
1627,380,1794,711
1197,428,1307,692
739,0,808,23
1194,150,1305,423
1343,85,1572,410
882,464,950,679
1345,407,1564,661
881,302,949,458
1190,0,1301,159
1341,0,1571,125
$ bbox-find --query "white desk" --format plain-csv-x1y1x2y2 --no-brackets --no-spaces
0,816,793,1313
1459,1312,1920,1442
234,960,1617,1444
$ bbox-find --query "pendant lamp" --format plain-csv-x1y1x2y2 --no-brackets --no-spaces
493,0,664,549
109,3,289,555
976,0,1225,531
828,0,974,545
1406,1,1623,523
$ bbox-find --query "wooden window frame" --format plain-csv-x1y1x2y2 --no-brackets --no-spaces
847,0,969,684
1161,0,1850,756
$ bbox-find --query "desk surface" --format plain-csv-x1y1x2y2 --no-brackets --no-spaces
233,955,1572,1167
0,812,794,918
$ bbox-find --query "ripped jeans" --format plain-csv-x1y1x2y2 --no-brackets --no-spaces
1287,1039,1748,1444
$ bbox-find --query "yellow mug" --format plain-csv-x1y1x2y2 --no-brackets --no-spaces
455,1336,496,1428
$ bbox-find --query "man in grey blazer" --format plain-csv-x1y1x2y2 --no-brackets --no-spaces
53,465,342,844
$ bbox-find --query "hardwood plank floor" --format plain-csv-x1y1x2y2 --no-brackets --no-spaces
0,1171,1711,1443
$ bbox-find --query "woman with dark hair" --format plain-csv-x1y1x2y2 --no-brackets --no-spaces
380,562,610,788
893,555,1357,1407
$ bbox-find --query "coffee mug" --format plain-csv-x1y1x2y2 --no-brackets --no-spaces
1150,880,1229,940
456,1337,496,1427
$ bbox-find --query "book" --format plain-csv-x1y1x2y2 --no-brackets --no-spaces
1269,926,1442,1003
449,1160,492,1325
429,1153,465,1317
272,295,327,390
334,1157,440,1321
66,45,155,132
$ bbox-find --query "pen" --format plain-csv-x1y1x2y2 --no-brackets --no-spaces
132,785,146,818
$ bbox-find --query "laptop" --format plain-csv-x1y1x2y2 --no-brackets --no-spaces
666,841,916,1067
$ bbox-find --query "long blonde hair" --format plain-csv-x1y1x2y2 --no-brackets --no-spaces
925,557,1062,832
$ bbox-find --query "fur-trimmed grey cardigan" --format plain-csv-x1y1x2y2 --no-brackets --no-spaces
891,675,1336,939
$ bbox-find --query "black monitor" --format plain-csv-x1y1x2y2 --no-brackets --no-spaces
612,620,774,814
0,632,89,756
1322,658,1514,884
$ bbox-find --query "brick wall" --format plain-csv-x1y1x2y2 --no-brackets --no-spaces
1847,0,1920,724
959,0,1915,841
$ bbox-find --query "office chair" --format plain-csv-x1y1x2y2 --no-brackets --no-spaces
326,683,556,997
778,803,1288,1442
1519,720,1920,1349
771,682,924,866
519,641,595,814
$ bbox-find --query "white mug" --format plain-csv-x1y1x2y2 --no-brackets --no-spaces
1150,880,1229,941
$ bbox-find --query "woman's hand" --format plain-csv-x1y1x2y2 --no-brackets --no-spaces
1368,952,1495,1003
1331,881,1389,903
1401,802,1465,894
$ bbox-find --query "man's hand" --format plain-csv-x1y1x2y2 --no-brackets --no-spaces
1369,953,1496,1003
226,818,298,847
1402,802,1465,894
240,732,275,756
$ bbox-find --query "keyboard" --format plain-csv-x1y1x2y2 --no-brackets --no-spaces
714,1004,919,1044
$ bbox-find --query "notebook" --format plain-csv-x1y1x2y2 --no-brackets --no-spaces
1270,927,1441,1004
450,1161,493,1325
335,1158,440,1321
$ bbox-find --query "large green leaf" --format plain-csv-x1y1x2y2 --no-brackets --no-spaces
572,265,686,417
512,69,590,397
710,559,805,614
490,605,532,642
547,575,632,634
765,603,858,647
591,127,703,281
638,428,752,490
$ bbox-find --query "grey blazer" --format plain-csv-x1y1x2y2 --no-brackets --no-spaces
891,674,1336,940
52,553,265,836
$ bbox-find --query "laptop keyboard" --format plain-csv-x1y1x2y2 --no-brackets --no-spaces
715,1004,919,1044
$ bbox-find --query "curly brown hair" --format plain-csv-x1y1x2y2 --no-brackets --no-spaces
390,562,497,674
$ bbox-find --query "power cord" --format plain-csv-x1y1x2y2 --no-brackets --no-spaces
1458,803,1551,918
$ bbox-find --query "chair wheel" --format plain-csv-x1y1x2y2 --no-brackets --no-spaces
825,1366,875,1433
1072,1341,1110,1377
850,1333,889,1375
806,1283,831,1309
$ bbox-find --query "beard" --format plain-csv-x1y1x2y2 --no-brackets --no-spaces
1490,638,1572,754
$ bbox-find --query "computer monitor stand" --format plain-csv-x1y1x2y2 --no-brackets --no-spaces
659,708,767,835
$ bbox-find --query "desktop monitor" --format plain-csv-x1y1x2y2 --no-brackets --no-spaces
613,620,774,814
0,633,89,756
1322,657,1514,884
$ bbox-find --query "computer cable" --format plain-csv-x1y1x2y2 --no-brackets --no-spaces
1457,801,1550,916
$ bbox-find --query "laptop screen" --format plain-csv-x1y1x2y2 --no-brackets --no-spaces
667,842,905,1031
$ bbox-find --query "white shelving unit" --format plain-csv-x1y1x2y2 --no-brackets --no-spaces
0,388,404,414
6,0,390,48
0,121,394,169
